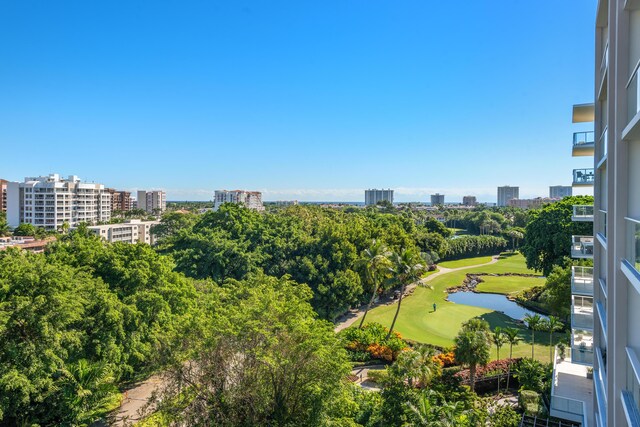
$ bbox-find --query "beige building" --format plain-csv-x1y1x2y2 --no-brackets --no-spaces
108,189,133,212
6,174,111,230
137,190,166,214
214,190,264,211
462,195,477,206
506,197,559,209
87,219,159,245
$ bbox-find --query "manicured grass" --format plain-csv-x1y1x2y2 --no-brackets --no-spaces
421,268,439,278
476,276,545,295
438,256,493,269
363,252,556,362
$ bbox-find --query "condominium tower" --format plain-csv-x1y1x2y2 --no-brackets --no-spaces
137,190,166,214
550,185,573,199
0,179,7,212
430,193,445,206
496,186,519,207
108,189,133,212
214,190,265,211
462,195,477,206
6,174,111,230
364,189,394,206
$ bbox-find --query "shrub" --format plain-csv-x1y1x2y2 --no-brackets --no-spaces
518,390,540,415
339,323,408,362
513,358,552,394
367,369,389,384
432,351,456,367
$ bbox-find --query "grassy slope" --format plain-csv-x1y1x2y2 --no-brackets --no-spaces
364,252,558,362
438,256,493,269
476,276,545,295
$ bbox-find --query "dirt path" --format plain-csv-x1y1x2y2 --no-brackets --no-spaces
333,255,500,333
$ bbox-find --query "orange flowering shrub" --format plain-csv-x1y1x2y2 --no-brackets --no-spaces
432,351,456,368
367,343,394,362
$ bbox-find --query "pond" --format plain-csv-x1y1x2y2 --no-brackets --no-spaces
447,291,548,321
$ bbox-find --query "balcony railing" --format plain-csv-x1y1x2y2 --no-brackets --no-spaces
571,346,594,365
571,266,594,296
550,347,587,425
626,218,640,275
572,296,594,329
571,235,594,259
572,205,594,222
573,131,595,146
573,168,595,186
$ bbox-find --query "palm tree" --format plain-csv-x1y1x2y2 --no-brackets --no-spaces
492,327,508,393
503,327,521,391
355,240,391,328
386,248,428,339
544,316,563,362
454,319,491,392
523,313,543,359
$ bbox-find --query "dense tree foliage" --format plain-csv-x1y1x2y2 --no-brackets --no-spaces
520,196,593,275
443,235,508,260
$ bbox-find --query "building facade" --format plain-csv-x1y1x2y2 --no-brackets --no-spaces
497,186,519,207
6,174,111,230
462,195,477,206
108,189,133,212
550,185,573,199
430,193,445,205
0,179,7,212
137,190,166,214
214,190,265,211
506,197,559,210
87,219,159,245
364,189,394,206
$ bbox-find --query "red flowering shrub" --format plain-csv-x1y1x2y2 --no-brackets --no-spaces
454,358,521,382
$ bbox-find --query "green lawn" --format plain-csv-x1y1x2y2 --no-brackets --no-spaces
438,256,493,269
363,252,555,362
421,268,439,278
476,276,545,295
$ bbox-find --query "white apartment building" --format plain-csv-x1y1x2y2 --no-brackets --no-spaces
214,190,265,211
364,189,394,206
87,219,159,245
497,186,519,207
137,190,166,214
550,185,573,199
6,174,111,230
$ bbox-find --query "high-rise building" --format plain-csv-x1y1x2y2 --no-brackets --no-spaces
462,195,477,206
0,179,7,212
549,185,573,199
214,190,264,211
6,174,111,230
137,190,166,214
108,189,133,212
364,189,394,206
496,186,519,207
430,193,445,206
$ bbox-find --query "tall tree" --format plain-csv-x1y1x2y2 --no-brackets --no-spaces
523,313,543,359
543,316,563,362
453,318,491,392
492,327,508,393
520,196,594,275
504,327,521,391
355,240,391,328
386,249,428,339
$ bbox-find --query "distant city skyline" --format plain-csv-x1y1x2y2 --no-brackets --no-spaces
0,1,596,202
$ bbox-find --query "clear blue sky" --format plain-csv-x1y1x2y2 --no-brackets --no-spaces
0,1,596,202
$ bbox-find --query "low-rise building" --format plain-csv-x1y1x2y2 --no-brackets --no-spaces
214,190,264,211
507,197,559,209
0,236,53,253
87,219,159,245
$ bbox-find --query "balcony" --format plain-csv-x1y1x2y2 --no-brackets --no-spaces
572,295,594,329
572,103,595,123
571,235,594,259
571,266,594,296
572,168,594,186
572,131,595,157
572,205,594,222
550,347,593,426
624,64,640,140
571,328,594,365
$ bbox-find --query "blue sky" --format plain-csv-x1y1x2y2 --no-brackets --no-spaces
0,1,596,202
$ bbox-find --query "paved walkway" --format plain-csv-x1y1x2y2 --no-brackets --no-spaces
333,256,500,333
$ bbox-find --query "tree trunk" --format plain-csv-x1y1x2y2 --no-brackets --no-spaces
358,285,379,329
387,284,405,339
549,333,553,362
531,331,535,359
506,347,513,391
470,364,476,392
